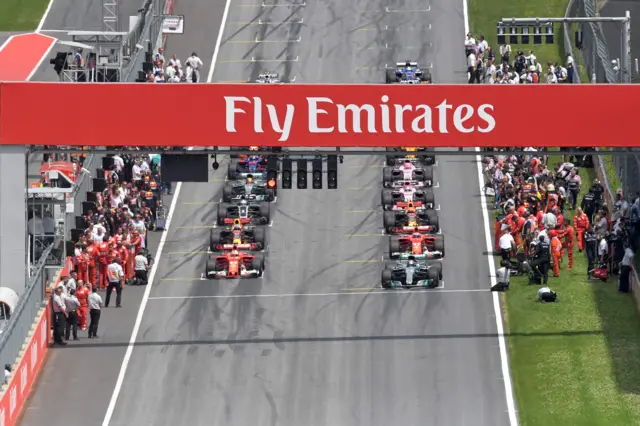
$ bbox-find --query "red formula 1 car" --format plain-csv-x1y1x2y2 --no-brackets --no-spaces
388,232,445,260
383,207,439,233
205,250,265,279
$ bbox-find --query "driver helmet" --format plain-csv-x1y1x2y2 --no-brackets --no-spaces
412,232,422,239
232,218,243,230
403,160,412,168
231,244,239,256
239,199,248,206
246,174,254,183
407,259,417,267
405,61,411,68
403,182,413,191
406,201,416,212
249,146,259,151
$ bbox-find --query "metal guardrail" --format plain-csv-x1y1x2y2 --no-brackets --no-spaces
579,0,618,83
563,0,583,84
0,242,55,370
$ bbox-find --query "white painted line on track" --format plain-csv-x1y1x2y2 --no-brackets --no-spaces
148,288,490,300
103,0,232,422
27,37,57,81
475,144,519,426
36,0,56,32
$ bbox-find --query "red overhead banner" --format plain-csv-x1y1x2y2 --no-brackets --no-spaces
0,82,638,147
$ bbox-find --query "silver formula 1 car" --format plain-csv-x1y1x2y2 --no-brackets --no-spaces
381,257,442,289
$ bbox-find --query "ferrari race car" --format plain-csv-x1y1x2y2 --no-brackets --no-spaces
217,199,270,226
383,208,439,233
389,232,445,259
381,257,442,289
381,185,435,210
386,147,435,166
385,61,432,84
222,175,276,202
383,161,434,188
228,156,267,179
205,251,265,279
209,220,266,252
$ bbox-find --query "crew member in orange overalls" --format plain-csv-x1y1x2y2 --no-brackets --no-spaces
96,236,110,289
553,206,564,229
549,230,563,277
494,216,503,251
509,213,522,248
87,243,97,285
76,246,90,283
116,239,130,280
574,207,590,252
561,221,575,269
76,282,90,330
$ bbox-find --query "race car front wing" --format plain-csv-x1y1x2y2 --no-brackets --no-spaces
390,251,443,260
206,268,262,278
384,279,438,288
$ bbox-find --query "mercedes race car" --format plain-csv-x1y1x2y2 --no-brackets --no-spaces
209,220,266,252
383,208,439,233
389,232,445,259
228,156,267,180
381,185,435,210
381,257,442,289
222,175,276,202
383,159,433,186
217,199,270,226
386,61,432,84
205,251,265,279
386,147,435,166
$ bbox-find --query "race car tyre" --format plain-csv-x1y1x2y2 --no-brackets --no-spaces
217,203,230,226
381,269,393,289
411,169,426,183
222,185,234,202
382,167,394,184
265,188,276,202
205,260,218,278
426,209,439,231
253,227,266,247
427,267,439,287
210,228,223,251
383,211,396,233
423,188,435,208
381,190,394,209
434,235,445,256
389,238,401,259
423,166,434,186
259,203,271,224
385,70,399,84
251,254,265,276
432,263,443,280
228,160,240,180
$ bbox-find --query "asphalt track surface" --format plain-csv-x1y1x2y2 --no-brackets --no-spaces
21,0,511,425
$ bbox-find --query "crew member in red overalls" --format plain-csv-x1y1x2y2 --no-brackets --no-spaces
494,216,503,251
508,213,522,248
75,283,90,330
574,208,590,252
96,236,111,289
76,246,90,283
116,238,130,280
549,230,563,277
561,221,576,269
131,230,143,258
86,243,97,286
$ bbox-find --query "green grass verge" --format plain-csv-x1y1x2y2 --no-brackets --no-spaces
601,155,623,195
0,0,49,32
490,154,640,426
468,0,569,69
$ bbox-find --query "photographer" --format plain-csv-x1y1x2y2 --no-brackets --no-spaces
530,234,551,285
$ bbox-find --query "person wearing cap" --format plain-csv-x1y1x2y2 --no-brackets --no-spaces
105,257,124,308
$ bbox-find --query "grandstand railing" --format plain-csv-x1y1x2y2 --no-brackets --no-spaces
0,242,55,369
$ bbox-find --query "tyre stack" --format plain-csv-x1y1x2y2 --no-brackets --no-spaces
380,148,444,289
205,150,277,278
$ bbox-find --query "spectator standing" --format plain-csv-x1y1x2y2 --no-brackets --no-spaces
52,287,67,345
499,42,511,63
64,289,80,341
619,244,634,292
88,287,103,339
185,52,204,83
106,258,124,308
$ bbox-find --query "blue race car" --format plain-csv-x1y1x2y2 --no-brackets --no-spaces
386,61,432,84
228,155,267,179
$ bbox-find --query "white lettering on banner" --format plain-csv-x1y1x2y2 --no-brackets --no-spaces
20,365,27,395
224,97,294,142
9,387,16,416
223,95,497,142
31,343,37,372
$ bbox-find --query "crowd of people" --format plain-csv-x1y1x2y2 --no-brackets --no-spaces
464,32,576,84
484,148,639,293
146,47,205,83
51,150,165,345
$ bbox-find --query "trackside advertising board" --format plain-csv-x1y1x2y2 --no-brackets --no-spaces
0,82,639,147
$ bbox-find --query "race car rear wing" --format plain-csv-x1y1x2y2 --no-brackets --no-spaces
396,61,419,67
